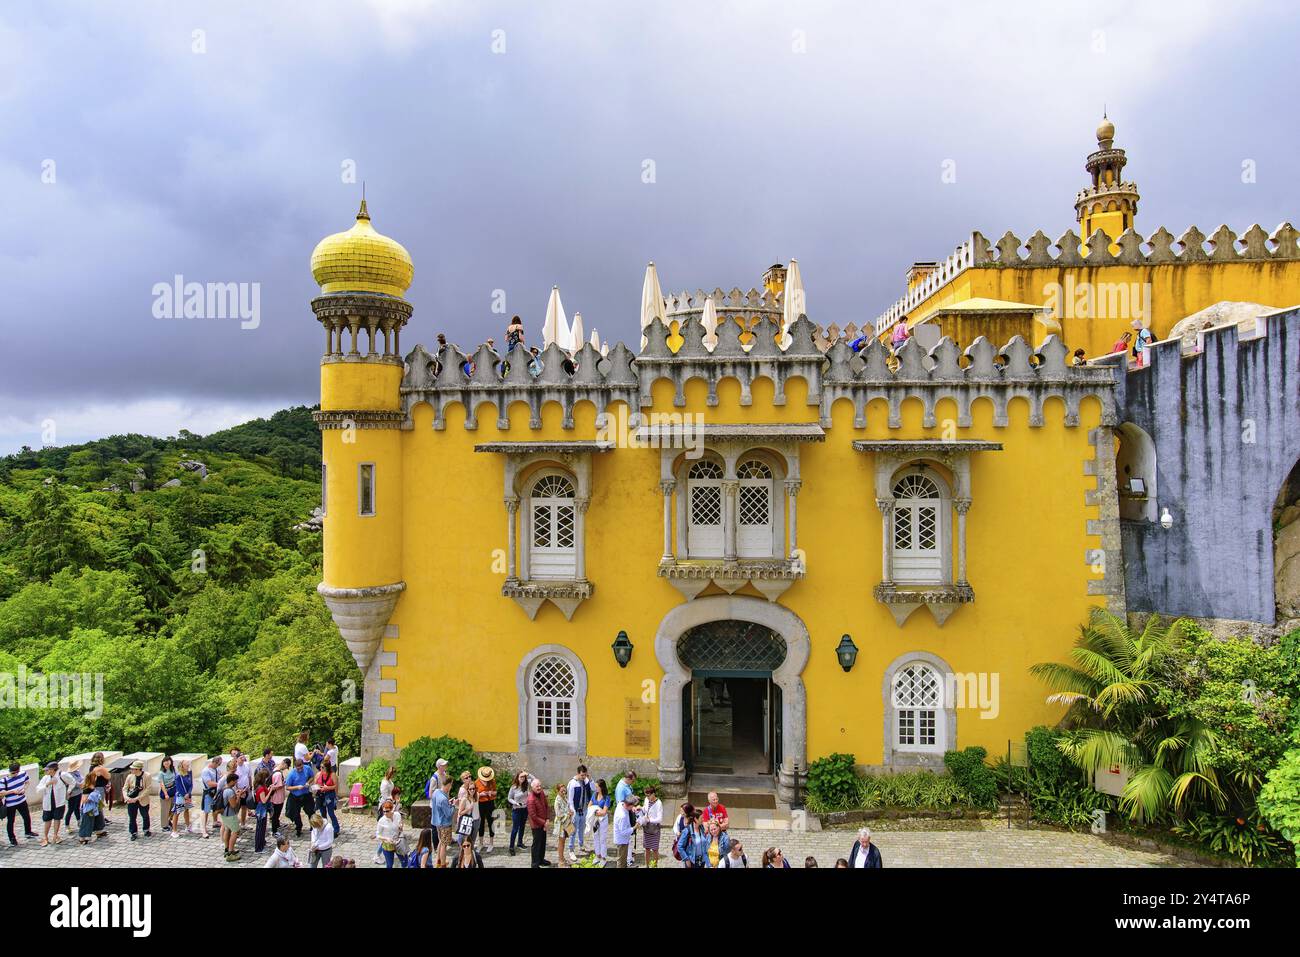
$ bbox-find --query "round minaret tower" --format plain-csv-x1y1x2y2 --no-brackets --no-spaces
1075,113,1140,244
310,199,411,727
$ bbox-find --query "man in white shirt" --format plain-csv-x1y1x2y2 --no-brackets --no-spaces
847,827,883,868
294,732,310,767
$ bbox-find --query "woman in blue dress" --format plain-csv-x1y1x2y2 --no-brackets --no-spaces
171,759,194,837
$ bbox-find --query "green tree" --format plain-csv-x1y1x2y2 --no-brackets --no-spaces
20,481,98,579
1031,609,1224,823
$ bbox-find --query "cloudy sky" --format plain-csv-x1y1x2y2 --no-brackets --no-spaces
2,0,1297,451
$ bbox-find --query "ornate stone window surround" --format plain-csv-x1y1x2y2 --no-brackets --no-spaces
516,644,588,757
475,441,607,620
853,439,1003,626
652,428,818,601
881,650,958,770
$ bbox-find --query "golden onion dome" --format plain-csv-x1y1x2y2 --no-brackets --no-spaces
1096,115,1115,145
310,199,413,297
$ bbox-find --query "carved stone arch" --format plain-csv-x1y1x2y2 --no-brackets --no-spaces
653,595,810,801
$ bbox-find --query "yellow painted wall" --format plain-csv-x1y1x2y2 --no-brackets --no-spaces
353,366,1105,770
899,261,1300,358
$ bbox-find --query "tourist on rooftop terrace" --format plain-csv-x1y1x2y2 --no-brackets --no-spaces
1111,329,1133,356
1132,319,1154,367
890,320,910,349
506,315,525,352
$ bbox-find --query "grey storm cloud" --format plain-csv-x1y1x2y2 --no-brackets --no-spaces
1,0,1297,449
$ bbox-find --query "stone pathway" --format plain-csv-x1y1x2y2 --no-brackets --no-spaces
2,800,1197,868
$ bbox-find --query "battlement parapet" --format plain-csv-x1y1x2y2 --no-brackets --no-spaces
871,223,1300,335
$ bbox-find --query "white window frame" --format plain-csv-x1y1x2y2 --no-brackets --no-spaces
892,661,945,754
357,462,376,517
517,645,587,754
685,457,725,558
526,471,578,580
882,652,956,767
890,468,947,584
736,457,775,558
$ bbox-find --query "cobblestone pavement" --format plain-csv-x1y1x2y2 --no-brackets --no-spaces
2,801,1197,868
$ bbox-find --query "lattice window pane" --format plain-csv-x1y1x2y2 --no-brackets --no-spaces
532,656,576,697
533,505,552,547
688,460,723,479
737,459,772,479
555,505,575,548
917,506,937,550
691,486,721,526
894,509,912,550
678,621,787,671
532,475,574,498
894,664,941,708
738,484,769,526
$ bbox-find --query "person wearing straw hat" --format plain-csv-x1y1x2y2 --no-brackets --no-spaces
123,760,152,841
474,766,497,853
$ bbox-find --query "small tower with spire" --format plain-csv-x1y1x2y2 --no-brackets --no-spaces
1074,111,1140,244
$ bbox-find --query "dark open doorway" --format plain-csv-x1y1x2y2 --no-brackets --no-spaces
689,674,773,776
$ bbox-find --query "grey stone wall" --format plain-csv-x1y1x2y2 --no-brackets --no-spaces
1111,308,1300,623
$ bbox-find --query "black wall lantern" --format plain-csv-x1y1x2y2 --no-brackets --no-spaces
835,634,858,672
612,630,634,668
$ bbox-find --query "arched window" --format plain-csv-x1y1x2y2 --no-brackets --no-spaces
686,459,724,558
529,654,576,742
891,661,944,753
737,458,774,558
529,473,576,579
891,471,944,583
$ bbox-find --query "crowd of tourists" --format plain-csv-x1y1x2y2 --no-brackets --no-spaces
2,747,885,869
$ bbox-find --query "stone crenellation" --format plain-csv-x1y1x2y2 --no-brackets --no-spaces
871,223,1300,334
399,312,1118,433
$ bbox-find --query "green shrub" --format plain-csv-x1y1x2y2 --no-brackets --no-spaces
1170,809,1290,866
805,753,859,811
1028,777,1110,828
943,747,998,808
1258,746,1300,867
393,735,480,805
1025,725,1070,783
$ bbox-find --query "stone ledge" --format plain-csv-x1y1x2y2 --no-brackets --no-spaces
502,579,594,621
873,581,974,626
658,558,804,601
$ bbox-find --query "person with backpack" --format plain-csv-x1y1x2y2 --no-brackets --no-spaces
674,806,707,868
123,761,152,841
220,772,241,862
431,776,454,867
171,759,195,837
409,827,435,868
1131,319,1155,367
1,762,35,845
199,756,222,838
720,838,747,868
564,765,592,862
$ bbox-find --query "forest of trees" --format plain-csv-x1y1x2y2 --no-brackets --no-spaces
0,406,362,764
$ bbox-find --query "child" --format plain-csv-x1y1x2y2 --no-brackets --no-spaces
78,786,104,844
265,834,299,868
253,769,271,853
308,812,334,868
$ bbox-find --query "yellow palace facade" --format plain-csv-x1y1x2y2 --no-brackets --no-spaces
311,119,1300,800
